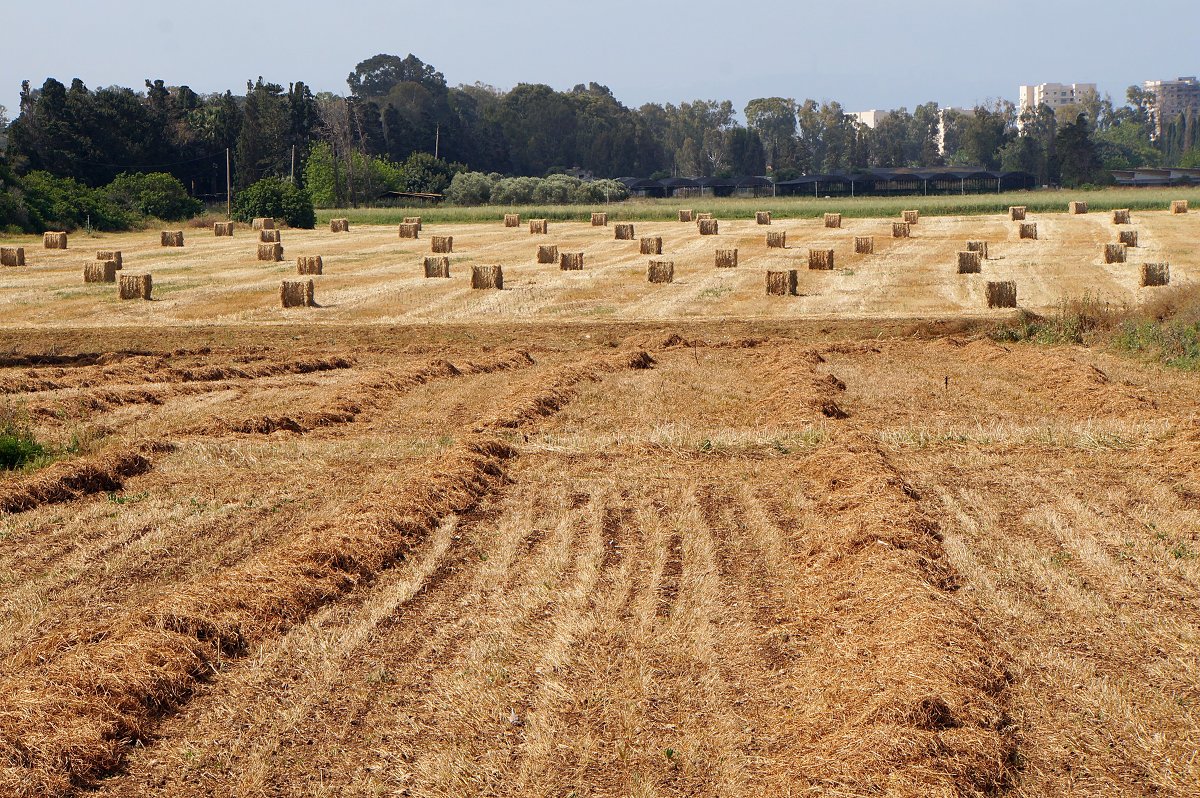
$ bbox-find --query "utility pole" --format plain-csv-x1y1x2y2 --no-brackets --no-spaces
225,148,231,218
290,145,296,184
434,125,440,160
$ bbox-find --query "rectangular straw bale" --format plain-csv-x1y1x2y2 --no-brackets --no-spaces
257,243,284,262
824,212,842,228
1009,206,1027,221
560,252,584,271
536,244,559,264
640,236,662,255
766,269,798,296
329,218,349,232
1112,209,1131,225
259,229,281,243
902,209,919,224
696,213,713,221
1069,201,1088,214
214,222,234,236
398,223,420,239
118,273,152,300
423,256,450,278
957,251,982,274
43,231,68,249
280,279,315,308
1141,263,1170,287
854,236,874,255
892,222,910,238
95,250,122,268
1118,230,1138,247
0,247,25,267
403,216,422,230
647,260,674,283
614,223,635,240
986,280,1017,308
83,261,117,283
1171,200,1188,214
808,248,834,270
431,235,453,254
591,212,608,226
715,249,738,268
504,213,521,227
1103,243,1127,264
529,219,548,234
296,255,323,275
766,231,786,248
678,209,694,222
471,264,503,289
698,219,719,235
966,240,988,259
1019,222,1037,240
252,217,274,230
756,211,771,225
160,231,184,247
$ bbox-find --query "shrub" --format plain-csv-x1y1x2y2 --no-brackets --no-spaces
572,178,630,204
19,171,132,231
233,177,315,228
532,174,580,204
445,171,494,205
490,176,539,205
106,172,202,221
0,411,45,470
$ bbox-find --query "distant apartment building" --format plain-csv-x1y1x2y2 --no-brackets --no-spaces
1143,76,1200,138
1018,82,1097,117
852,110,890,129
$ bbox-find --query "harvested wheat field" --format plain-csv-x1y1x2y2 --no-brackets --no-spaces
0,209,1198,798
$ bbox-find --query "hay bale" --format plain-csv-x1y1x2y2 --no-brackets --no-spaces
647,260,674,283
424,256,450,278
280,279,315,308
259,229,281,243
892,222,910,238
591,212,608,226
431,235,453,254
403,216,422,230
329,218,349,232
698,219,719,235
0,247,25,267
398,223,420,239
471,264,503,289
766,269,798,296
766,231,787,248
696,212,713,221
296,255,323,275
957,251,982,274
536,244,559,264
640,236,662,255
252,217,274,230
854,236,874,255
824,212,842,228
1141,263,1170,287
214,222,234,236
95,250,122,268
715,249,738,268
808,248,834,270
1069,201,1088,214
257,243,284,262
1009,205,1027,221
83,260,117,283
756,211,771,225
1019,222,1038,240
504,213,521,227
614,223,635,240
560,252,584,271
1171,200,1188,214
966,240,988,259
678,209,694,222
118,273,152,300
902,209,919,224
1112,208,1131,225
986,280,1017,308
1119,230,1139,247
160,230,184,247
529,219,548,234
43,231,68,249
1103,243,1127,264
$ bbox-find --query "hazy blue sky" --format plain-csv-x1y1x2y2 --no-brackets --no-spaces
3,0,1198,118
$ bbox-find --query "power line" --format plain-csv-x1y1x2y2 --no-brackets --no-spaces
69,151,227,169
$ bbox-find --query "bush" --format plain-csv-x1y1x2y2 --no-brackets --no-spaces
233,177,315,228
532,174,580,204
445,171,494,205
490,176,539,205
19,171,132,232
106,172,202,221
572,178,630,204
0,412,45,470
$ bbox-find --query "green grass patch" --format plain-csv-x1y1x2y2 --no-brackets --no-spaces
0,411,47,470
1114,319,1200,370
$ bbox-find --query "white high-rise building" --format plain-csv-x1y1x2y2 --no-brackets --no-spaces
851,110,891,129
1143,77,1200,138
1018,82,1097,116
